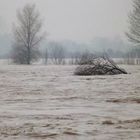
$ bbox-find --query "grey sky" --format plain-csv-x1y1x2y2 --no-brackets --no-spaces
0,0,132,42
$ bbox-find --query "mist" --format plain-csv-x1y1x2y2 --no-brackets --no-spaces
0,0,132,57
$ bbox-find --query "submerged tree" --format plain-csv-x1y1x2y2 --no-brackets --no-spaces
126,0,140,46
12,4,45,64
74,52,127,75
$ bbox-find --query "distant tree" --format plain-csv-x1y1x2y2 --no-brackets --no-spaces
126,0,140,47
69,51,82,65
49,42,66,64
12,4,45,64
44,48,48,65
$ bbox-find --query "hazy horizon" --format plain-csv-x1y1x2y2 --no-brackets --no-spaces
0,0,133,56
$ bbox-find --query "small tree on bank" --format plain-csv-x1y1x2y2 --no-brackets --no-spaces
12,4,45,64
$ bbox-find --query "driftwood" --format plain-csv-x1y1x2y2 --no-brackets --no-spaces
74,54,127,76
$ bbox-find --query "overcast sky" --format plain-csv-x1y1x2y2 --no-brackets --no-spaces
0,0,132,42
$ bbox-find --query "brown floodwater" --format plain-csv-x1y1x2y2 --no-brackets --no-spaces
0,64,140,140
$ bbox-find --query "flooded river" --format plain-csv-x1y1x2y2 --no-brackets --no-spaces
0,64,140,140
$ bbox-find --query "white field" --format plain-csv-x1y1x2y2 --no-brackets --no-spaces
0,61,140,140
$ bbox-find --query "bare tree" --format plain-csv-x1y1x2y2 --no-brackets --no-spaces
126,0,140,46
44,48,48,65
49,42,66,65
12,4,45,64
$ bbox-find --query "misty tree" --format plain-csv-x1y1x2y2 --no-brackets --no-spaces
44,48,48,65
126,0,140,47
69,51,81,65
12,4,45,64
49,42,66,65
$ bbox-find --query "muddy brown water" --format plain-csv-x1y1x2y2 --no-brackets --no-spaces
0,64,140,140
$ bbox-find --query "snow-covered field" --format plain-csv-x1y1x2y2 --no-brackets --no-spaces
0,62,140,140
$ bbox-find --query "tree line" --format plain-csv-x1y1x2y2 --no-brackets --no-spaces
10,1,140,65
